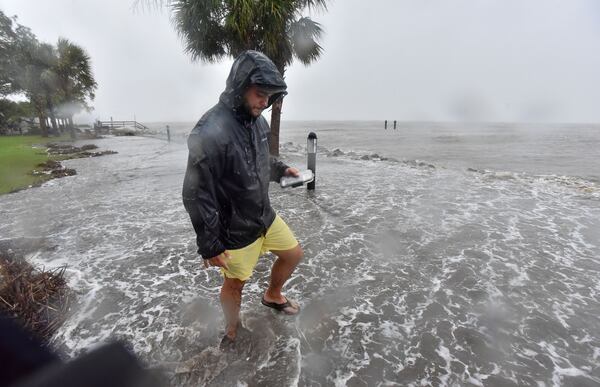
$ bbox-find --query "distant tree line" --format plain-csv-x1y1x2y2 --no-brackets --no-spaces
0,10,97,137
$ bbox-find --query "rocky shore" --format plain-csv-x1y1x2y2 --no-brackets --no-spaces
45,143,117,158
9,142,118,194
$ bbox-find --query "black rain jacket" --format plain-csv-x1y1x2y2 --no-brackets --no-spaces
182,50,290,259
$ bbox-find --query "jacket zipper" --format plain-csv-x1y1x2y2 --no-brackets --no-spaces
248,128,267,235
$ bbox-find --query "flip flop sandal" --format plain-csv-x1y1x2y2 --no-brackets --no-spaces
219,334,235,351
261,296,300,315
219,322,244,351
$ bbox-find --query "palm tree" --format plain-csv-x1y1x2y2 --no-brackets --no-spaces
1,12,53,135
1,12,97,137
0,11,18,97
142,0,327,156
55,38,97,139
17,41,59,137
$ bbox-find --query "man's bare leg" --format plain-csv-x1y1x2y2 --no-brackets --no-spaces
220,277,245,340
263,244,303,311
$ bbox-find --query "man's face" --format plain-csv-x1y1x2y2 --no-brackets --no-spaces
243,85,273,118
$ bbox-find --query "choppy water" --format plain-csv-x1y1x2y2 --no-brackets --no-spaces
1,121,599,386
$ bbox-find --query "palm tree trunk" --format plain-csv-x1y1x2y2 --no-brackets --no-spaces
269,62,286,156
68,116,76,140
49,114,58,133
37,113,48,137
32,97,48,137
269,100,283,156
45,97,58,134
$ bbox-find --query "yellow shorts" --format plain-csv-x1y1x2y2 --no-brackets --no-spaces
221,214,298,281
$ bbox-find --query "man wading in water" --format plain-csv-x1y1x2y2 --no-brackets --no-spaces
183,51,303,345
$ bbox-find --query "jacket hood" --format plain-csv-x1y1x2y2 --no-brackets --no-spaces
219,50,288,113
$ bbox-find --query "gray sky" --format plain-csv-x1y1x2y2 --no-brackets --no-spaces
2,0,600,123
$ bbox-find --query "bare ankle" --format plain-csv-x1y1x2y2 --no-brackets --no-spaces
225,325,238,340
264,289,284,302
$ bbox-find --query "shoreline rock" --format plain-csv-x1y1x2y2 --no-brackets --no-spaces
47,143,118,159
33,160,77,179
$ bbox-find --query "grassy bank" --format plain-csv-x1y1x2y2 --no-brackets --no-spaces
0,135,70,194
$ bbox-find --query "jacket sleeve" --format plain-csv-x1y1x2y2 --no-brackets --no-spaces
269,156,289,183
182,134,226,259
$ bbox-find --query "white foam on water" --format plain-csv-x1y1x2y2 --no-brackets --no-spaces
467,375,485,386
435,343,452,386
288,338,302,387
330,369,355,387
379,321,403,340
538,341,593,386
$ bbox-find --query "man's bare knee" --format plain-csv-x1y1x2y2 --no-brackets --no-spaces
273,244,303,263
222,277,245,293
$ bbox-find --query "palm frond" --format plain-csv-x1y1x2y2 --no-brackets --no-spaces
132,0,172,12
171,0,228,62
289,17,323,65
54,37,97,109
158,0,328,68
295,0,328,13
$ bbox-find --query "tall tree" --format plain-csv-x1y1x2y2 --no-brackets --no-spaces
0,12,18,96
0,11,36,97
1,11,55,136
21,42,60,137
142,0,327,156
55,38,97,139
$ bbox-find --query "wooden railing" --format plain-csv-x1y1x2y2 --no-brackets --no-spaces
95,120,149,131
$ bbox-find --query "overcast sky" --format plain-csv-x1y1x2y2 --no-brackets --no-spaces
2,0,600,123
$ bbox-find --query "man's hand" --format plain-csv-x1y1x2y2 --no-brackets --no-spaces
284,167,300,177
204,251,231,270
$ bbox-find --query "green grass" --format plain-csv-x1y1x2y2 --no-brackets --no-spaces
0,135,71,195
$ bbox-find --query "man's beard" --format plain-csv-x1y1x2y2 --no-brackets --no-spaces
242,100,262,118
